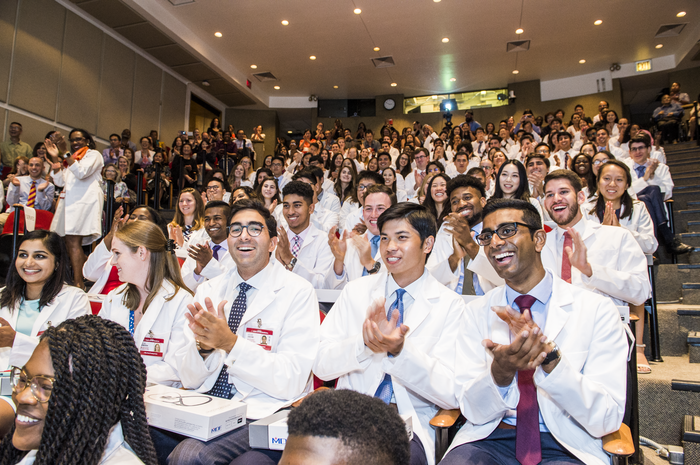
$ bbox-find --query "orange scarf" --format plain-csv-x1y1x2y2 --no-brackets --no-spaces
73,146,88,161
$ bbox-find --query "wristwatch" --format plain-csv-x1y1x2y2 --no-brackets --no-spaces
285,257,297,271
543,343,561,365
366,261,382,275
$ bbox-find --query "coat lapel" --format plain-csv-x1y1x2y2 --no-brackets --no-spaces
542,277,575,341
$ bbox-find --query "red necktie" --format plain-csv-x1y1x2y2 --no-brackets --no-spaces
561,231,572,283
27,181,36,208
514,294,541,465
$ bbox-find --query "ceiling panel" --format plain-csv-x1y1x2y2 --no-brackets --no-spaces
78,0,144,29
216,92,255,107
146,43,199,67
116,22,175,49
171,62,219,82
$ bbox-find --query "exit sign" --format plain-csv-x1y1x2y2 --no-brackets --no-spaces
635,60,652,73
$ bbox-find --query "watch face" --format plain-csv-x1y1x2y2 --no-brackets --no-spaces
384,99,395,110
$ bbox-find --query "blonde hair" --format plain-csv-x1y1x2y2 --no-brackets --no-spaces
170,187,204,231
114,221,193,312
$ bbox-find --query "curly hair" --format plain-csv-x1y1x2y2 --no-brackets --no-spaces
0,315,157,465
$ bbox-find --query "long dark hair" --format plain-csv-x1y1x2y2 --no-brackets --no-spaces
493,159,530,201
253,167,273,191
0,315,158,464
571,153,596,191
0,231,73,312
334,164,358,203
422,173,451,226
396,152,412,178
590,160,634,222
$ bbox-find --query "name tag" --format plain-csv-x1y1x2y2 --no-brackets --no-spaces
246,328,273,351
140,336,165,357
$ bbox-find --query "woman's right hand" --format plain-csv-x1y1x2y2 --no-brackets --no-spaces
268,199,278,213
0,318,16,348
169,224,184,248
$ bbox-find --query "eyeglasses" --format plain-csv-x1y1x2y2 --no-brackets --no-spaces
206,185,221,191
228,222,264,237
357,184,374,191
69,137,85,143
475,222,536,246
592,159,608,166
10,366,54,403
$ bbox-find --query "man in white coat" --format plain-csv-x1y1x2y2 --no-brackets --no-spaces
275,181,333,289
314,203,466,465
157,200,320,464
541,169,650,307
440,198,627,465
325,184,396,289
403,148,430,199
294,168,340,233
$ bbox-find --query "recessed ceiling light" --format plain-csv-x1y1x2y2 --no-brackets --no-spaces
274,86,280,90
214,32,222,38
390,82,397,87
515,28,524,34
333,85,338,89
677,11,686,17
310,56,316,60
512,70,519,74
450,78,456,82
287,131,292,134
373,47,380,51
594,20,602,25
250,64,257,69
433,0,441,2
656,44,664,49
354,8,362,14
579,59,586,64
442,37,450,43
281,20,289,25
202,80,210,87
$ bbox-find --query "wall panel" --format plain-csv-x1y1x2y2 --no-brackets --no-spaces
96,36,134,140
161,72,186,144
130,55,162,141
0,0,18,103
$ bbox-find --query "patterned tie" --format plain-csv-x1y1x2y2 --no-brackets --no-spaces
564,152,569,170
27,181,36,208
561,231,572,283
514,294,541,465
290,235,302,257
212,244,222,261
635,164,646,179
374,289,406,404
206,282,252,399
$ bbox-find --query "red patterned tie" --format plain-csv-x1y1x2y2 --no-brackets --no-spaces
27,181,36,208
561,231,572,283
514,294,541,465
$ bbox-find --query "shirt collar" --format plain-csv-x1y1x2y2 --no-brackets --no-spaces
233,260,274,290
555,212,586,243
287,224,311,242
505,268,553,309
209,239,229,250
386,268,428,301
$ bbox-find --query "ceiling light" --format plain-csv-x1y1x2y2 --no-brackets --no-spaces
202,80,210,87
515,28,524,34
287,131,292,134
310,56,316,60
354,8,362,14
594,20,602,25
442,37,450,43
450,78,456,82
373,47,380,51
677,11,686,17
281,20,289,25
656,44,664,49
250,64,257,69
214,32,222,38
579,59,586,64
434,0,441,2
390,82,397,87
274,86,280,90
512,70,519,74
333,85,338,89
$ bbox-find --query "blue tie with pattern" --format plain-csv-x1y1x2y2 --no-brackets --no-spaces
206,282,252,399
212,244,222,261
362,236,381,276
635,165,646,179
374,289,406,404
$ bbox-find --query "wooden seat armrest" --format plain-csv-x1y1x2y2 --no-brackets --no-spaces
665,199,674,203
430,409,461,428
291,386,330,408
602,423,634,456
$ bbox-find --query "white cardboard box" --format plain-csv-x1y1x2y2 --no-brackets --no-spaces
144,384,246,441
249,410,413,451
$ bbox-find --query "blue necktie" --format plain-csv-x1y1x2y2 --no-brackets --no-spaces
362,235,381,276
374,289,406,404
212,244,222,261
206,282,251,399
635,165,646,179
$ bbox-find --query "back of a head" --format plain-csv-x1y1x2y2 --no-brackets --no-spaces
285,389,410,465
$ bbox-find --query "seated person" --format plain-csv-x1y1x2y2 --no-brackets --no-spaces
441,199,628,465
279,389,410,465
1,315,157,464
341,171,384,234
1,156,54,228
290,169,340,233
653,94,684,144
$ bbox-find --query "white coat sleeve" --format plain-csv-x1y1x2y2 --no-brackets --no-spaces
426,230,459,290
147,292,193,386
293,242,335,289
68,150,103,180
622,204,658,255
83,240,112,282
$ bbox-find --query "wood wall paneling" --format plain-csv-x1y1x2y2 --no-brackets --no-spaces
96,36,134,140
160,72,186,144
130,55,162,141
0,0,18,103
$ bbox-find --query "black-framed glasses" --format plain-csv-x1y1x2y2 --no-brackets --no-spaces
228,222,264,237
475,222,536,246
10,366,54,403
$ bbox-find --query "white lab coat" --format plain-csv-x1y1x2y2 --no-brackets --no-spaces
99,281,192,386
323,232,385,290
624,158,674,201
339,201,361,234
174,226,207,259
181,238,236,292
583,198,658,254
0,285,90,370
542,215,650,306
448,274,627,465
314,270,466,465
83,240,115,295
175,262,320,420
279,224,334,289
50,148,104,244
403,169,426,198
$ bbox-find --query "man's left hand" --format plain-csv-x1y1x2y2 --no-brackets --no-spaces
185,298,236,352
564,228,592,277
363,298,409,356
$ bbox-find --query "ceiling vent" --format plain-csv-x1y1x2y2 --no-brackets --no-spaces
507,40,530,52
371,56,395,68
252,72,278,82
168,0,195,5
655,23,686,38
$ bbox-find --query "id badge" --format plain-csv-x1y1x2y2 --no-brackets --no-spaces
140,336,165,357
246,328,273,351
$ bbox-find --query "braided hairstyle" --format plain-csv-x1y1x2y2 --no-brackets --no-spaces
0,315,157,465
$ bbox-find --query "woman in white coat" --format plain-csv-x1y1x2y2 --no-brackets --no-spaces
1,315,157,464
45,129,104,289
584,159,657,374
98,221,193,386
0,230,90,434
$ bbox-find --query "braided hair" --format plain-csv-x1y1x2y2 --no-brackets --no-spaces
0,315,157,465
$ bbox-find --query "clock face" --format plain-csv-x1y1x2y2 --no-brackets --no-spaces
384,98,395,110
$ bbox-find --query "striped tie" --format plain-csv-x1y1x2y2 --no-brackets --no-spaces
27,181,36,208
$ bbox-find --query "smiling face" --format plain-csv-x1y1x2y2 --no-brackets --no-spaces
574,156,591,176
12,340,53,451
526,157,547,178
129,207,154,223
364,192,392,236
28,157,43,179
543,178,585,229
178,192,196,216
205,206,228,243
15,239,56,288
271,159,285,177
449,186,486,226
430,176,447,204
498,164,520,198
283,194,313,233
340,167,353,184
110,237,148,285
629,142,650,165
231,188,250,204
261,180,277,200
69,130,87,153
227,209,275,276
382,169,395,185
591,152,611,176
380,218,433,287
595,130,609,147
598,164,628,203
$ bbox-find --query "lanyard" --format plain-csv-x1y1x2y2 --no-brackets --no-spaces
129,310,135,335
